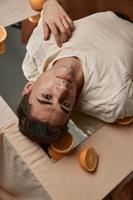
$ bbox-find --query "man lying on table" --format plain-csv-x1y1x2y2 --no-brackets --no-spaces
17,0,133,145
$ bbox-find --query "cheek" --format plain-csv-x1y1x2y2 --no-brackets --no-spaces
69,90,77,104
72,86,77,96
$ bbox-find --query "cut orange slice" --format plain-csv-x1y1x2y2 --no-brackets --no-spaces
48,146,64,161
78,146,98,172
0,26,7,54
28,14,40,24
29,0,45,11
0,42,6,54
116,116,133,125
0,26,7,42
51,132,74,154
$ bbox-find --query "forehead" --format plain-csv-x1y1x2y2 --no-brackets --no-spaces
30,103,69,126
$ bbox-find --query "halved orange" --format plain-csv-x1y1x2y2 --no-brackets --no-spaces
28,14,40,24
116,116,133,125
48,146,64,161
78,146,98,172
0,26,7,54
0,26,7,42
51,132,74,154
29,0,45,11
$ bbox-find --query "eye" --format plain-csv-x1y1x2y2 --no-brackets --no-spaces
42,94,52,100
62,102,71,108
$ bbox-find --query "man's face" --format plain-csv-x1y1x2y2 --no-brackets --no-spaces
23,66,77,127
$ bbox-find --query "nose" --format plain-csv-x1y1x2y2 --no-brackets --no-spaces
56,80,70,89
54,80,69,97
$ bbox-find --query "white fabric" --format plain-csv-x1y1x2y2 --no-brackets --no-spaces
22,11,133,122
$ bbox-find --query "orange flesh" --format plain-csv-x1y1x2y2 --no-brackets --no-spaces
29,15,40,23
0,27,6,41
48,146,63,161
52,133,73,151
85,147,98,171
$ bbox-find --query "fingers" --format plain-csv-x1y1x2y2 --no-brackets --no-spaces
44,23,51,40
42,0,74,47
49,23,62,47
43,15,74,47
56,18,70,43
64,15,75,31
53,16,74,46
62,16,73,38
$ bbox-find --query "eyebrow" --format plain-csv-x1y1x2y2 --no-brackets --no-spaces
37,98,70,114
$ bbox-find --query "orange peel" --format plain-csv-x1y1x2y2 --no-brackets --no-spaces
116,116,133,125
51,132,74,154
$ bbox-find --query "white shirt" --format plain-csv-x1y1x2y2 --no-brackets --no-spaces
22,11,133,122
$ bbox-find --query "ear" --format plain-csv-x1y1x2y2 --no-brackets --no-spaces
22,81,34,96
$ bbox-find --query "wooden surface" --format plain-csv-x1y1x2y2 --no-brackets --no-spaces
61,0,133,20
0,96,133,200
1,0,133,27
0,0,37,27
21,19,37,44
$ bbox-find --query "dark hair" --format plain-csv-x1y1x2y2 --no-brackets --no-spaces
16,93,68,144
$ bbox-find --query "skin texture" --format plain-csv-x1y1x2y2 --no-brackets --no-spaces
42,0,74,47
22,57,84,127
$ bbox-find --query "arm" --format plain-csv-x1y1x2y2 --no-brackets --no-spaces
42,0,74,47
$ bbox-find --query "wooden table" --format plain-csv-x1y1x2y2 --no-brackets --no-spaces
0,0,37,26
0,95,133,200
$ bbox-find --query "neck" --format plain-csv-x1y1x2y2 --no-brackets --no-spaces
53,57,84,92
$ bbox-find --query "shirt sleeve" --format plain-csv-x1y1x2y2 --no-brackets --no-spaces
22,51,41,81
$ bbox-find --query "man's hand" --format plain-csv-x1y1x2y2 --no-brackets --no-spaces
42,0,74,47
